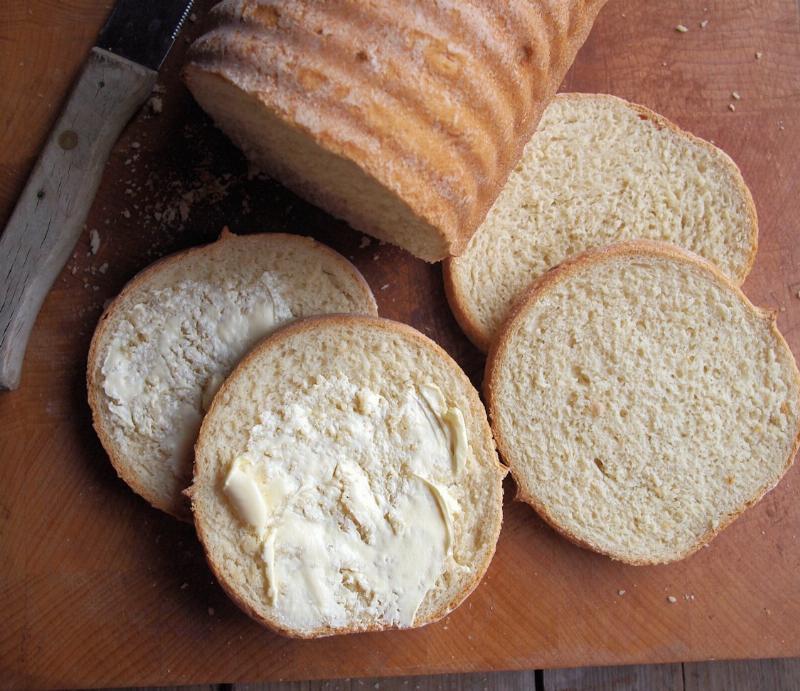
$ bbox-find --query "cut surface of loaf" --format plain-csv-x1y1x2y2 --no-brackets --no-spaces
184,0,608,261
190,315,506,637
446,93,758,350
87,231,377,520
486,241,800,565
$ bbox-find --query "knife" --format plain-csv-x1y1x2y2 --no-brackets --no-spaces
0,0,195,391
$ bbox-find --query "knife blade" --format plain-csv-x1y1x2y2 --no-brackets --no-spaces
0,0,195,391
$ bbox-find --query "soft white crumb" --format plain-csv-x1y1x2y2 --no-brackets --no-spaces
89,229,100,255
189,12,197,22
755,51,763,60
98,262,109,274
618,589,626,596
380,284,390,291
148,96,163,114
667,595,678,604
700,20,709,28
180,582,189,590
359,235,371,249
728,103,736,112
675,24,689,33
732,91,741,100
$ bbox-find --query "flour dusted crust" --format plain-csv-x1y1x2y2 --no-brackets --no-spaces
87,230,377,520
184,0,608,261
444,93,759,351
190,315,506,637
485,241,800,565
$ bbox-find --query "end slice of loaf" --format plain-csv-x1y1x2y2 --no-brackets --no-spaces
445,93,759,350
183,1,607,261
485,241,800,565
87,230,377,520
189,315,506,637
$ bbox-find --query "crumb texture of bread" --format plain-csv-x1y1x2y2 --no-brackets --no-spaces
184,1,608,261
192,316,505,637
446,94,758,349
487,243,800,565
87,232,377,519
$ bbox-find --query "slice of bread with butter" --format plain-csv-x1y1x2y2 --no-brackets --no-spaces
87,230,377,520
189,315,506,637
485,241,800,564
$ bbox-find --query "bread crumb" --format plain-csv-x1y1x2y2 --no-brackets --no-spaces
700,20,709,28
667,595,678,603
381,284,390,291
189,12,197,22
98,262,109,274
359,235,371,249
755,51,763,60
131,141,141,149
618,589,626,596
180,582,189,590
89,229,101,255
728,103,736,112
675,24,689,33
122,209,131,218
732,91,741,100
148,96,163,114
208,607,215,616
373,253,380,261
153,83,167,94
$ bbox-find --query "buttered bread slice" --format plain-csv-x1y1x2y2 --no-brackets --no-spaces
486,242,800,565
87,230,377,520
189,316,506,637
446,93,759,350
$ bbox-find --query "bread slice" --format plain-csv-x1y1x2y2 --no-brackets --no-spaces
485,241,800,565
87,230,377,520
445,93,759,350
183,1,608,261
189,315,506,637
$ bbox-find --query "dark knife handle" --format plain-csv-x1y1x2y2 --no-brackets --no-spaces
0,47,156,391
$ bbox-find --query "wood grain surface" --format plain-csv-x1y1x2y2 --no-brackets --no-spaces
2,0,800,688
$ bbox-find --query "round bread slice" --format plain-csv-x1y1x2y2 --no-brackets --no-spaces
87,230,377,520
189,315,506,637
485,241,800,565
445,93,759,351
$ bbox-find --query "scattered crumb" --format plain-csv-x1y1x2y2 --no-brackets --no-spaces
661,62,668,67
700,20,709,29
684,593,696,601
359,235,371,249
98,262,109,274
728,103,736,112
618,589,626,596
675,24,689,33
131,141,141,149
89,228,100,255
755,51,763,60
122,209,131,218
180,582,189,590
380,284,390,291
153,83,167,94
779,121,785,131
208,607,215,616
732,91,741,100
667,595,678,604
795,290,800,299
373,253,380,261
148,96,163,114
189,12,198,22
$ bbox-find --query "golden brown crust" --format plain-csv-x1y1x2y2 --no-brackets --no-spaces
484,240,800,565
191,314,506,637
87,230,377,522
444,92,760,351
184,1,608,261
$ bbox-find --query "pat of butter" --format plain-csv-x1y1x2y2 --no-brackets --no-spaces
442,406,467,472
419,383,447,417
223,457,268,531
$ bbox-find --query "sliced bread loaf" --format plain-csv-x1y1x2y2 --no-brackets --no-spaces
485,241,800,565
189,315,506,637
87,230,377,520
445,93,758,350
184,1,608,261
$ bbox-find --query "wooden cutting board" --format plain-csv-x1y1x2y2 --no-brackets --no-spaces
2,0,800,688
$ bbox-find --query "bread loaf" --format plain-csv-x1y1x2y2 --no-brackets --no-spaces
485,241,800,565
87,230,377,520
184,1,608,262
445,93,758,350
189,315,506,637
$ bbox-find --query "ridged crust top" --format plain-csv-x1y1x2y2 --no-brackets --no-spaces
185,0,608,259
